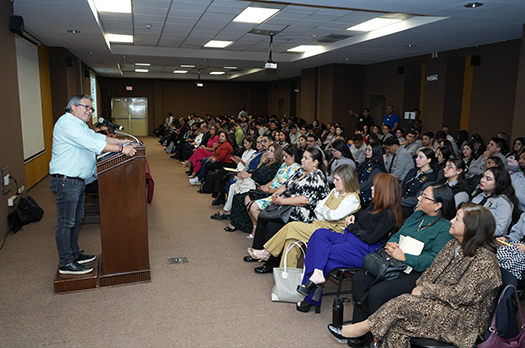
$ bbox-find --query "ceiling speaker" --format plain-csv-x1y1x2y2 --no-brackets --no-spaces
471,55,481,66
9,15,24,36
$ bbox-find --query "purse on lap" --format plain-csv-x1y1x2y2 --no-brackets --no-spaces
247,189,270,201
271,241,307,303
258,203,293,223
477,284,525,348
363,249,407,280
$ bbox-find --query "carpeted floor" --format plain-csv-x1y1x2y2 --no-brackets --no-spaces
0,136,354,347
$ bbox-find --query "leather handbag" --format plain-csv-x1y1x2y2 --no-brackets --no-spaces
258,203,293,223
477,284,525,348
247,189,270,201
363,249,407,281
271,241,307,303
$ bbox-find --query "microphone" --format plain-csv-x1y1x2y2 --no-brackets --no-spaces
99,118,124,131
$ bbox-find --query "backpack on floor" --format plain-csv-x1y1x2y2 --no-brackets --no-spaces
200,170,218,194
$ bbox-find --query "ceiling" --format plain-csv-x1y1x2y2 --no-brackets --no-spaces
12,0,525,82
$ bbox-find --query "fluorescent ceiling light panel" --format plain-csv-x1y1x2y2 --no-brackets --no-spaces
107,34,134,43
94,0,131,13
233,7,279,24
287,45,323,52
135,63,150,66
180,65,195,68
347,18,402,31
210,71,225,75
224,66,237,69
173,70,188,74
135,68,149,73
204,40,233,48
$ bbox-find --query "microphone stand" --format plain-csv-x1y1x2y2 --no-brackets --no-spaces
114,129,142,146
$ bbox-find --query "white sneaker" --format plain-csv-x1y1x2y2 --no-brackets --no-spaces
189,178,201,185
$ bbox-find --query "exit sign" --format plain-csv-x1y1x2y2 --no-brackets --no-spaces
126,86,133,91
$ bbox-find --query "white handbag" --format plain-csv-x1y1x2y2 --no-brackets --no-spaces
271,241,307,302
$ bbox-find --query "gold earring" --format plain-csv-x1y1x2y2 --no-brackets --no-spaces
434,208,438,212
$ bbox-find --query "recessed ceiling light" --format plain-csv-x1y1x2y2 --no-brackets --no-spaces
135,68,148,73
210,71,225,75
287,45,323,53
405,44,415,48
347,18,402,32
67,30,81,34
135,63,150,66
464,2,483,8
224,66,237,69
180,65,195,68
204,40,233,48
233,7,279,24
94,0,131,13
173,70,188,74
107,34,133,43
88,51,94,55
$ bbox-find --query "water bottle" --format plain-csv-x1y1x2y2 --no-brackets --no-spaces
332,297,344,328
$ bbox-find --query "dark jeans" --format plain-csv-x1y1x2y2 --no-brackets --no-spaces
50,176,86,266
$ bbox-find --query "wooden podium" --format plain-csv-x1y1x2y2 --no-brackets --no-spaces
96,146,151,287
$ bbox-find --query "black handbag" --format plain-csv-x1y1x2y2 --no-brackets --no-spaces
363,249,407,280
247,189,270,201
356,249,408,305
258,204,293,223
7,196,44,233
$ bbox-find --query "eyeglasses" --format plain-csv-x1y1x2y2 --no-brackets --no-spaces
418,192,435,202
78,104,95,112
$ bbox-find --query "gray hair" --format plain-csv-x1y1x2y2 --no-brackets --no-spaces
65,94,92,113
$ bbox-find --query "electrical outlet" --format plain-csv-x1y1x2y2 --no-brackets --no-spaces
1,166,10,195
8,195,17,207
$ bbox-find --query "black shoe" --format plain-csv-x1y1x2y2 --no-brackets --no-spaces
254,264,273,274
210,212,230,220
243,256,258,262
297,280,320,296
224,225,237,231
59,261,93,275
75,252,96,264
296,300,320,313
347,333,373,348
211,198,225,205
328,324,368,342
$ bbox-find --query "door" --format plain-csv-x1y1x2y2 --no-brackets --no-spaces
111,97,148,136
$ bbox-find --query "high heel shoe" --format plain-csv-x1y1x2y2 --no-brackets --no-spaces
247,248,270,261
347,332,373,348
297,280,323,301
296,300,320,313
327,324,369,342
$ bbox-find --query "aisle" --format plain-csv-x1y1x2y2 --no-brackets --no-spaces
0,136,344,347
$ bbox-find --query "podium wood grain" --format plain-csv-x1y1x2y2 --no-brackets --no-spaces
97,146,151,286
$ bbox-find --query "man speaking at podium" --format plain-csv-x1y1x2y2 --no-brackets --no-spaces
49,94,136,275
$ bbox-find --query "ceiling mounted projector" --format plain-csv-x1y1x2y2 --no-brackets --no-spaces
265,33,278,75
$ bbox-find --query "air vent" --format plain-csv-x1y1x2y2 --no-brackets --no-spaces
316,34,353,43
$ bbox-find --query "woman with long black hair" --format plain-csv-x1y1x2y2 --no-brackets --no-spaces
400,148,439,219
357,142,385,208
471,166,522,236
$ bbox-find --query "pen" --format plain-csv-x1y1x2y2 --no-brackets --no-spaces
497,239,513,247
